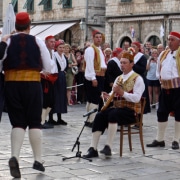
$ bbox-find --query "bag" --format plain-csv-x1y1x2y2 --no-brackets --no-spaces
71,66,78,75
41,73,58,84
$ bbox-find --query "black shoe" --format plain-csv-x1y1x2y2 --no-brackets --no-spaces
48,119,57,125
172,141,179,150
146,140,165,147
9,157,21,178
83,147,98,158
85,121,93,128
33,161,45,172
100,145,112,156
41,121,54,129
56,119,67,125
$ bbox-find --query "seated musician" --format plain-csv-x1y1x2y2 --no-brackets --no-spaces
83,49,145,158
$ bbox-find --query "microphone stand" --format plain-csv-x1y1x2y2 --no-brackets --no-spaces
62,113,94,162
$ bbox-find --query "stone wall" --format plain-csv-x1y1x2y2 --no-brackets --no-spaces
106,0,180,48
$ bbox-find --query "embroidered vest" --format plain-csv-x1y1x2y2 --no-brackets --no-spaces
113,73,141,114
83,44,102,73
3,34,42,71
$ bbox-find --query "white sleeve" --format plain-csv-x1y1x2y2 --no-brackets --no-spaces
36,37,56,73
84,47,96,81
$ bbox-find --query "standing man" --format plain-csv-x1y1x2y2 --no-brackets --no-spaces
84,31,107,127
41,35,56,129
2,12,55,178
83,50,145,158
147,32,180,150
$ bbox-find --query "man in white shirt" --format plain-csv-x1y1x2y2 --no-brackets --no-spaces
147,31,180,150
84,31,107,127
83,50,145,158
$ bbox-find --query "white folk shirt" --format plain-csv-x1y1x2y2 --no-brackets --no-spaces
84,45,107,81
113,70,145,103
53,52,67,72
156,50,179,80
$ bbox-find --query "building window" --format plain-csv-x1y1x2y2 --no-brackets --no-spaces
11,0,18,13
23,0,34,12
58,0,72,8
38,0,52,11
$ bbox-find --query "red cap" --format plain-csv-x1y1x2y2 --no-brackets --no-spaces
16,12,30,25
92,30,102,37
169,32,180,39
45,35,54,41
55,40,65,49
112,48,123,57
131,41,141,49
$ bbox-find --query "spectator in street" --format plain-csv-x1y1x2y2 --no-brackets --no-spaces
145,41,153,54
84,30,107,128
123,41,130,51
1,12,55,178
147,32,180,150
146,49,160,110
157,43,165,55
75,49,86,104
104,47,112,64
83,50,145,158
102,42,110,51
64,44,78,105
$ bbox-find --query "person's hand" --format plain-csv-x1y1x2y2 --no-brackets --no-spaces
1,34,11,43
101,92,110,101
92,79,98,87
42,71,51,77
113,84,124,96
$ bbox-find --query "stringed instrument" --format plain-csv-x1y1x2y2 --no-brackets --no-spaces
101,77,123,111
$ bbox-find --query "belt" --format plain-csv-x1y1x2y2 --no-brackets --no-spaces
95,68,106,77
161,77,180,89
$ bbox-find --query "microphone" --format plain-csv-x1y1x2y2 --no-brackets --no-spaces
83,108,98,117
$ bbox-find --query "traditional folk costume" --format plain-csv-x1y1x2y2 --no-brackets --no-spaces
104,48,123,93
48,40,68,125
147,32,180,150
41,36,57,128
84,44,107,125
0,41,7,122
83,51,145,158
1,12,55,178
132,42,151,114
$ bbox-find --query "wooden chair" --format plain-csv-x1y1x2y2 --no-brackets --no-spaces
119,97,146,156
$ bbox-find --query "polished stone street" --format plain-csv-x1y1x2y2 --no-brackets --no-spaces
0,104,180,180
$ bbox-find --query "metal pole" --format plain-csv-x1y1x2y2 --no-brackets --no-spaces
85,0,88,41
110,23,114,49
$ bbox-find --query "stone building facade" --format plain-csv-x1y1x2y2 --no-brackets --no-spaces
106,0,180,49
1,0,105,47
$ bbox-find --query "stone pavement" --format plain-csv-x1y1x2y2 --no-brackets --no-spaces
0,104,180,180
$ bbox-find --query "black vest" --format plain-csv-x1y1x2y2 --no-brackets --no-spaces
3,33,42,71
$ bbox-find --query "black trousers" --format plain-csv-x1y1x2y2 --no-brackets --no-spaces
92,107,136,134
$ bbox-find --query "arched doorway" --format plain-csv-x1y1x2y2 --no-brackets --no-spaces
119,36,132,48
64,29,72,45
147,35,161,48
